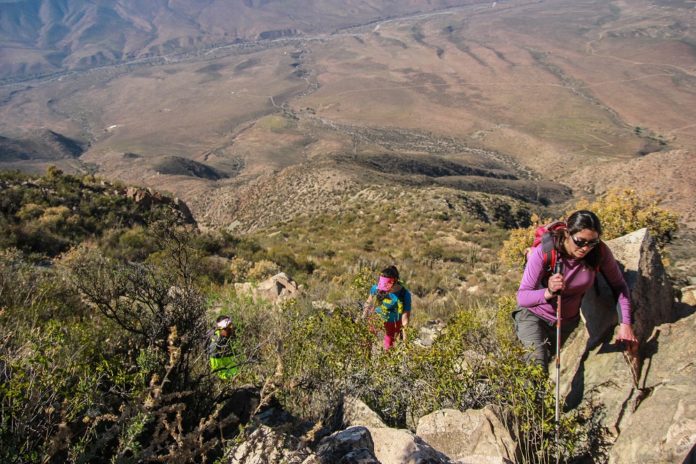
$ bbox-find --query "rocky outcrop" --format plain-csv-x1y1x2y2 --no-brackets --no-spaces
416,407,517,463
557,229,672,428
614,229,676,343
559,228,674,395
560,320,635,437
234,272,300,304
579,228,675,347
125,186,196,224
556,227,696,461
608,312,696,464
561,229,675,405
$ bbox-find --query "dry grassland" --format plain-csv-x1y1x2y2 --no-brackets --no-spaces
299,1,665,168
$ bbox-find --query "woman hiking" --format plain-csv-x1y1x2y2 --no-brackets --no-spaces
363,265,412,349
514,210,638,372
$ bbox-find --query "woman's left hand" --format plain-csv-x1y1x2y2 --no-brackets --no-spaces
616,323,639,355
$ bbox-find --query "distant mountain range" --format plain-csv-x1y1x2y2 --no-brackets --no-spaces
0,0,478,80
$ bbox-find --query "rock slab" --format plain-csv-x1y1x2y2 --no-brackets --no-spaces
416,407,517,463
608,313,696,464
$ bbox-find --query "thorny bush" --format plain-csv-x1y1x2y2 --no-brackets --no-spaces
1,225,245,463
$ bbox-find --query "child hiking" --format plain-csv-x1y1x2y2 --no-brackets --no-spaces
513,210,638,373
363,265,412,349
208,315,241,380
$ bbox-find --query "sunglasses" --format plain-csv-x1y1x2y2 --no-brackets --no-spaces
571,235,600,248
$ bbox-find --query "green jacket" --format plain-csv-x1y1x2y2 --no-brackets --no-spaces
208,330,239,379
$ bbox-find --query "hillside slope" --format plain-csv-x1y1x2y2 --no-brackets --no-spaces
0,129,84,162
0,0,481,80
567,149,696,228
0,0,693,247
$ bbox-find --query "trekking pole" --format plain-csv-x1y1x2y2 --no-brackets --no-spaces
553,261,564,463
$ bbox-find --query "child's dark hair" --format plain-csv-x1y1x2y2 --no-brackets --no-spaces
553,210,603,268
380,265,399,280
216,315,231,324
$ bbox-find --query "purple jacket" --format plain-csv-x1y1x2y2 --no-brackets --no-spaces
517,243,632,324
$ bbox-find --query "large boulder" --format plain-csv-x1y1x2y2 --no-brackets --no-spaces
580,228,675,347
227,425,310,464
416,407,517,463
561,228,675,411
367,426,450,464
560,320,635,436
340,396,387,429
234,272,300,303
311,426,379,464
229,418,380,464
608,312,696,464
555,228,696,461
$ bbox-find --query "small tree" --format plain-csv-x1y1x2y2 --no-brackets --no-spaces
58,223,241,462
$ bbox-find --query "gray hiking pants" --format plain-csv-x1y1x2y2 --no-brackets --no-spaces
513,307,580,373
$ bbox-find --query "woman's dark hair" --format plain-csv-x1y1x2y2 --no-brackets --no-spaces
554,210,603,267
566,210,603,236
380,265,399,280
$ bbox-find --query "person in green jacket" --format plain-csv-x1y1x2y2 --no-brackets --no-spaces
208,315,240,379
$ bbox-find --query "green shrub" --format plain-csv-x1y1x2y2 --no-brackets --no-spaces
0,227,249,463
271,293,604,462
498,215,542,268
247,259,281,281
229,256,252,281
279,304,374,419
114,226,157,261
0,171,190,259
350,266,377,300
499,189,679,268
573,188,678,246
